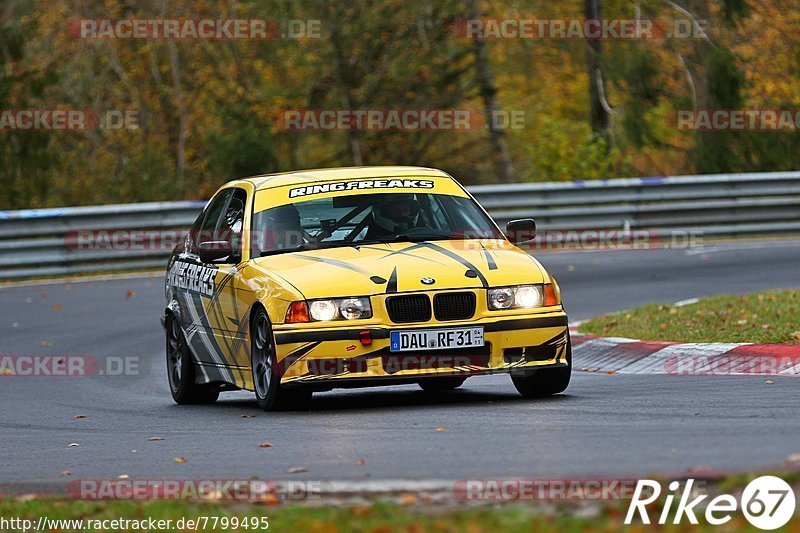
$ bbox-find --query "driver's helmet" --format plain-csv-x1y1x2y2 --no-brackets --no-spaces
372,194,420,234
262,204,303,250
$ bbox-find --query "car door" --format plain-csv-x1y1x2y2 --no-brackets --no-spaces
199,187,253,374
173,189,235,377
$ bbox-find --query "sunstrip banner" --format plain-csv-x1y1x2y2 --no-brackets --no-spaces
288,179,435,198
253,176,467,212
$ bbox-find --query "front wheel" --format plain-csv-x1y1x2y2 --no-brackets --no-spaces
511,335,572,398
166,314,220,404
251,308,312,411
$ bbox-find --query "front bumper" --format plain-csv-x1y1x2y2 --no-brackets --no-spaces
273,312,569,388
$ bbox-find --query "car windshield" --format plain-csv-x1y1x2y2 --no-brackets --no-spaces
251,192,503,257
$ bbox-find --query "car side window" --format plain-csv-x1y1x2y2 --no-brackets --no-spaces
218,189,247,258
194,190,231,251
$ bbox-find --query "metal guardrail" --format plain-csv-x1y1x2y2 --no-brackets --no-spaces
1,171,799,279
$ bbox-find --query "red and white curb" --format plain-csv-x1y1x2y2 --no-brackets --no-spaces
570,329,800,376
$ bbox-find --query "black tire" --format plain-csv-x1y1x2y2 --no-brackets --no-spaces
251,308,312,411
418,377,467,391
511,335,572,398
166,314,220,404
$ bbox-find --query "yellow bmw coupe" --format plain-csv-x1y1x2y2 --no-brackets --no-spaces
162,166,570,410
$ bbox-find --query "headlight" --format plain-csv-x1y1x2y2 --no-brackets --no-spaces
339,297,370,320
307,297,372,321
309,300,339,321
488,285,552,310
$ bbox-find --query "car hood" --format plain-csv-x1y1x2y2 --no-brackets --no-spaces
251,239,549,299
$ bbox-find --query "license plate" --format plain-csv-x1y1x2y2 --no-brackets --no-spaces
389,327,484,352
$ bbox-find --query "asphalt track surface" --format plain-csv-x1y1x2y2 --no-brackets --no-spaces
2,239,799,492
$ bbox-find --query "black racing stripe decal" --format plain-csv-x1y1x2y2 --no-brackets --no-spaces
386,267,398,293
203,272,244,382
274,316,568,345
186,292,235,384
480,243,498,270
295,255,369,275
227,284,252,385
377,244,448,265
287,341,322,358
420,242,489,288
544,331,568,345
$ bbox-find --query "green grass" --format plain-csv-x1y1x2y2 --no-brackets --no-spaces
580,289,800,344
0,497,768,532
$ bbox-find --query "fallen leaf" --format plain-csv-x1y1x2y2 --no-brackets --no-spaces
262,493,280,506
61,470,73,476
357,458,365,465
287,466,307,474
435,427,445,432
148,436,164,441
398,492,418,506
765,380,774,385
41,292,49,298
40,340,54,347
174,457,188,463
74,415,87,419
117,474,129,479
52,304,62,312
259,442,273,448
68,443,79,447
792,331,800,341
125,290,137,299
352,505,371,517
606,371,615,375
567,265,575,272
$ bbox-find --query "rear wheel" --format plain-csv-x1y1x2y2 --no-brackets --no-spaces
418,377,467,391
511,335,572,398
251,308,312,411
166,314,219,404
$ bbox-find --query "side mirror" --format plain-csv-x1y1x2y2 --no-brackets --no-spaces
197,240,237,263
506,219,536,244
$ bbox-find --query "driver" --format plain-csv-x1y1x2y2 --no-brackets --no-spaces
256,204,305,253
365,194,423,239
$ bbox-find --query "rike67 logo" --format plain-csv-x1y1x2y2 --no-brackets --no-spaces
626,476,796,530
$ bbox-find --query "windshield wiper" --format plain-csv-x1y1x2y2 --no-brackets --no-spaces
359,233,456,244
259,243,321,257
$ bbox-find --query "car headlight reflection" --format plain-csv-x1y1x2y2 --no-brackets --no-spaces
488,285,553,310
307,297,372,321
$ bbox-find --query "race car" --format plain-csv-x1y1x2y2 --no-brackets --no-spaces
162,166,570,410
